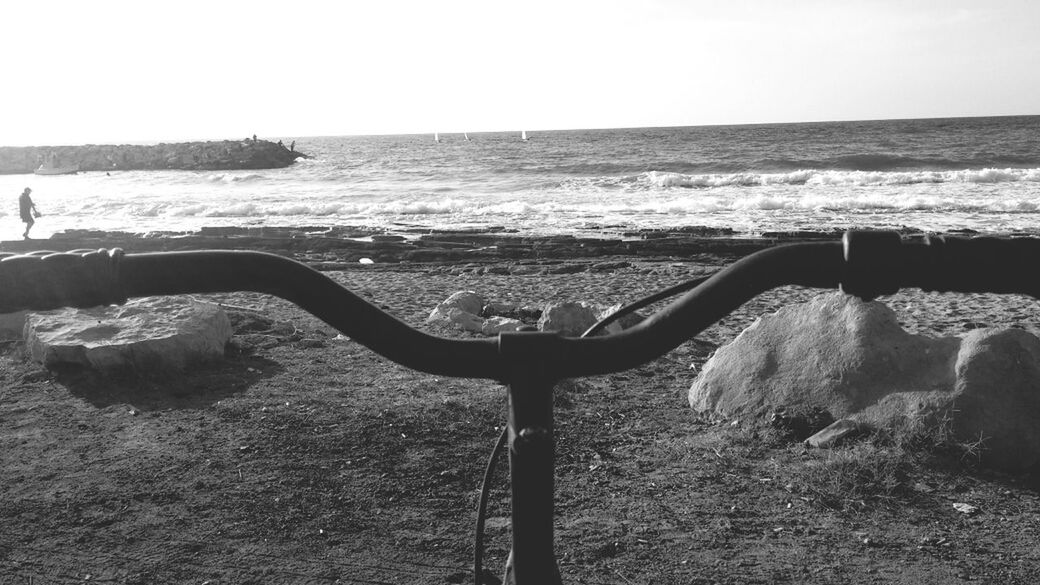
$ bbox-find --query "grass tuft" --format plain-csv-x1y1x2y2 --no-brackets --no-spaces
775,412,987,512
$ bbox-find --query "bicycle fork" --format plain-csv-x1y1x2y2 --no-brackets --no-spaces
499,330,565,585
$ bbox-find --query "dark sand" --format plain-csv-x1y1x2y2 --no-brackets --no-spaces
2,230,1039,584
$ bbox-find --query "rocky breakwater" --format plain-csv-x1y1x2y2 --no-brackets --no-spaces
0,139,306,174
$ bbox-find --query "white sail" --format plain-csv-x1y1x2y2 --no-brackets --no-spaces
434,132,440,142
521,130,528,141
464,133,471,141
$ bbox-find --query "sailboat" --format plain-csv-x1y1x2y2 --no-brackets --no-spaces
434,132,441,143
521,130,529,141
464,132,471,141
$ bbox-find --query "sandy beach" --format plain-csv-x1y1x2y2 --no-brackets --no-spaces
2,232,1039,584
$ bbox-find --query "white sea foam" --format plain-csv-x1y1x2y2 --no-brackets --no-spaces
4,122,1040,241
644,168,1040,189
206,173,266,183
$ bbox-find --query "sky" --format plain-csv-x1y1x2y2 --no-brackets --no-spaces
2,0,1038,146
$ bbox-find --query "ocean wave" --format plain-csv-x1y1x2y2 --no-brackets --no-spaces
205,202,260,217
205,173,266,183
749,152,1040,172
642,168,1040,189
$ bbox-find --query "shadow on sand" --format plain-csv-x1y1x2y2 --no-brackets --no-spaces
51,354,284,411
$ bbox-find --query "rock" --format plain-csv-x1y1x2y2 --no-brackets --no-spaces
482,316,525,335
0,310,29,340
595,304,646,335
427,291,487,334
482,301,520,318
426,291,485,333
25,297,232,374
430,292,638,338
227,311,276,333
536,301,646,337
544,264,588,275
431,307,485,334
951,328,1040,470
689,293,956,421
0,140,305,174
688,292,1040,470
952,502,979,515
428,291,485,322
806,419,866,449
590,261,631,272
538,302,599,336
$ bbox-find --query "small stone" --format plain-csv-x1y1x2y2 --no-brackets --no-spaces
953,502,979,515
806,419,865,449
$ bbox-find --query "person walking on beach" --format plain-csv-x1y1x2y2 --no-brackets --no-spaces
19,187,40,239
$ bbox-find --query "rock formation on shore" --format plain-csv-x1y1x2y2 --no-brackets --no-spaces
25,297,232,374
689,292,1040,471
0,139,306,174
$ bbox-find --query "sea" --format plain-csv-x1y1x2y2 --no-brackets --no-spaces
3,115,1039,241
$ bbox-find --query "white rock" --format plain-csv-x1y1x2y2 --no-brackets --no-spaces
439,307,486,334
538,301,598,336
595,303,646,335
26,297,232,374
688,292,1040,470
482,316,525,335
806,419,865,449
537,301,645,336
952,502,979,515
427,291,485,324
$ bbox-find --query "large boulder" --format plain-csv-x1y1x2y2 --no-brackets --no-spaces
689,292,1040,470
0,310,29,341
26,297,232,374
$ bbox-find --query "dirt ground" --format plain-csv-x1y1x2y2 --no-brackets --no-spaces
2,248,1040,584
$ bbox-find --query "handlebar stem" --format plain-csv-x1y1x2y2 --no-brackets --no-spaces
499,330,564,585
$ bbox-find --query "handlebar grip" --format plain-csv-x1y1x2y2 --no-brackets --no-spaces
842,231,1040,300
0,249,126,313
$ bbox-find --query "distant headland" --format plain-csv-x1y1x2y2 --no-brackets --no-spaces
0,138,307,175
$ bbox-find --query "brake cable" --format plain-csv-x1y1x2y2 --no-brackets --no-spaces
472,272,714,584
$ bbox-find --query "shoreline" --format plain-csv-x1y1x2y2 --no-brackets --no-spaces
3,225,1040,583
0,224,1019,267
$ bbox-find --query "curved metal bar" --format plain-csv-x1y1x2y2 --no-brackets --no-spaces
9,232,1040,383
118,251,505,380
0,243,847,381
553,242,845,378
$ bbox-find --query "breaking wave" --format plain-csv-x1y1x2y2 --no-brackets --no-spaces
643,168,1040,188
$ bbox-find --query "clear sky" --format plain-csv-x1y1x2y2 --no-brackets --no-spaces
2,0,1038,146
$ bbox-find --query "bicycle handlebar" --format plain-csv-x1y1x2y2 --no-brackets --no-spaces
0,248,504,379
2,231,1039,382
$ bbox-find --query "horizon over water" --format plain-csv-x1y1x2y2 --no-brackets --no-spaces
2,115,1039,241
